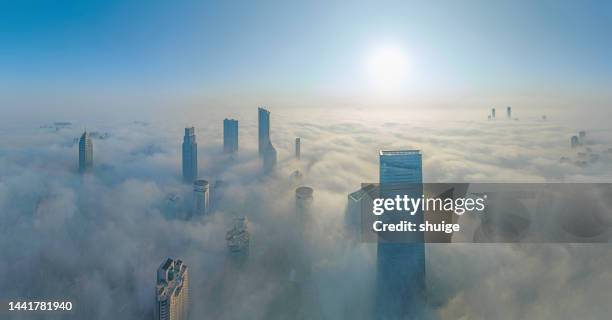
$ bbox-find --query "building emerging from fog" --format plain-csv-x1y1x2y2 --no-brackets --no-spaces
295,137,301,159
507,106,512,119
258,107,271,157
263,142,277,173
258,107,277,173
571,135,580,148
295,186,313,216
193,179,210,216
223,119,238,153
155,258,189,320
377,150,425,319
491,107,496,119
182,127,198,183
226,217,250,266
346,184,377,239
78,131,93,172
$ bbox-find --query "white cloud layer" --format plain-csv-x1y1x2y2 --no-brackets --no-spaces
1,107,611,319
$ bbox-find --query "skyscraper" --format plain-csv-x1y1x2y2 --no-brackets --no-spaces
263,141,277,174
78,131,93,172
491,107,496,119
257,107,277,173
376,150,425,319
223,119,238,153
258,107,271,157
295,137,301,159
295,186,313,216
182,127,198,183
346,184,377,240
193,179,209,216
507,106,512,119
226,217,250,267
155,258,189,320
571,135,580,148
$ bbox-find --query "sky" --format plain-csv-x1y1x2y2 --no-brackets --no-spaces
1,0,612,118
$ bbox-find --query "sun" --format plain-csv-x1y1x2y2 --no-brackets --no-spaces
366,46,409,91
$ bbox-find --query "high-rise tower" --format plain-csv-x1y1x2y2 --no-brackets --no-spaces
226,217,250,267
182,127,198,183
263,141,277,174
78,131,93,172
193,179,209,216
571,135,580,148
295,186,313,216
507,106,512,119
258,107,276,173
295,137,301,160
491,107,496,119
258,107,271,157
376,150,425,319
155,258,189,320
223,119,238,153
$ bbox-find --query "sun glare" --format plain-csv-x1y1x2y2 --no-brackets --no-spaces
366,46,409,91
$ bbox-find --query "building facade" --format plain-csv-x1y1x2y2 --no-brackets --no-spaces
223,119,238,153
182,127,198,183
257,107,277,173
78,131,93,172
258,107,271,157
155,258,189,320
263,141,277,174
295,186,313,216
226,217,250,267
376,150,425,319
193,179,209,216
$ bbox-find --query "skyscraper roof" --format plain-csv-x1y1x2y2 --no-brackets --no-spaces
380,150,421,156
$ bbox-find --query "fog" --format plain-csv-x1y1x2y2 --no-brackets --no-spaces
1,106,612,319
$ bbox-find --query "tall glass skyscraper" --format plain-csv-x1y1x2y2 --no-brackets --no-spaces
193,179,209,216
182,127,198,183
78,131,93,172
258,107,277,173
376,150,425,319
262,141,277,174
223,119,238,153
258,107,270,157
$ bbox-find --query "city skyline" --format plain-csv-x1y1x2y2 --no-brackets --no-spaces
2,2,612,319
3,105,612,319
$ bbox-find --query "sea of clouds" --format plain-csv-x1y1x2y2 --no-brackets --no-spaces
1,106,612,319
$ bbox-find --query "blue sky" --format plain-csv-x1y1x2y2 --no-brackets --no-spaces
1,0,611,114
